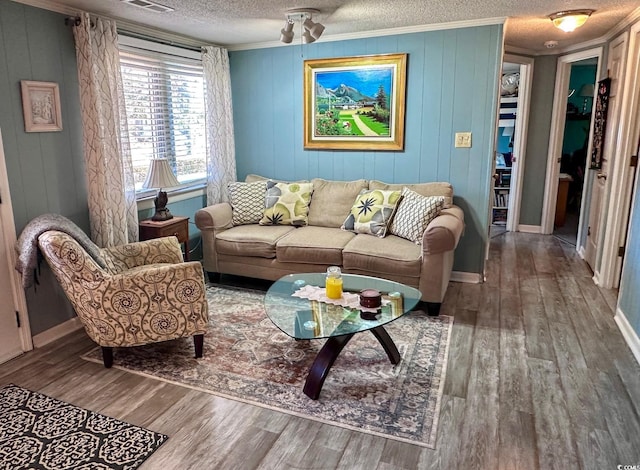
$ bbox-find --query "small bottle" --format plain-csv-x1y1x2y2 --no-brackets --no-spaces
325,266,343,299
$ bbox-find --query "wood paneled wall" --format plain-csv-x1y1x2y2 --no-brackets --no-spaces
229,26,504,274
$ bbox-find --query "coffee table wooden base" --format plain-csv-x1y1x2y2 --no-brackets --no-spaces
302,326,401,400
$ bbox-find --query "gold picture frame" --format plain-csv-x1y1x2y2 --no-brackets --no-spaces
303,53,407,151
20,80,63,132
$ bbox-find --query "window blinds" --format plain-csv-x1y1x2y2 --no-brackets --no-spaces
119,49,206,190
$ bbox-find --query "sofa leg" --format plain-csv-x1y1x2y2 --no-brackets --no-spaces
194,334,204,358
207,272,220,283
425,302,441,317
101,347,113,368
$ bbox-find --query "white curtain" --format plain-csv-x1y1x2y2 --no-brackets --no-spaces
73,13,138,246
202,46,237,205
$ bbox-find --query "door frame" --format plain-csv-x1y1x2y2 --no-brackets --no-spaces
0,129,33,354
600,27,639,288
503,53,534,232
541,47,603,238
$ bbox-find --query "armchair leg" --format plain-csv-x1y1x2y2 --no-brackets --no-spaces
101,347,113,368
426,302,441,317
194,334,204,358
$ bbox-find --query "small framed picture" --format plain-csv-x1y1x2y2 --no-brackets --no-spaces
20,80,63,132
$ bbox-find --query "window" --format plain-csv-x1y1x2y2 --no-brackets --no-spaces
119,42,206,194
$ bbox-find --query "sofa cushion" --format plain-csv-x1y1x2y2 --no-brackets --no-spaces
308,178,369,228
260,182,313,226
228,181,267,226
276,226,355,265
390,188,445,244
216,225,295,258
343,234,422,277
369,180,453,207
341,189,401,237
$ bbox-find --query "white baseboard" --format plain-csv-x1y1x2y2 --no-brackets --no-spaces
577,246,586,259
517,224,542,233
450,271,483,284
615,308,640,366
32,317,83,348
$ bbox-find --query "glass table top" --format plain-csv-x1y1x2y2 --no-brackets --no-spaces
264,273,422,340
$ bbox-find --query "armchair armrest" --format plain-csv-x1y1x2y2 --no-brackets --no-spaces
101,236,184,273
422,205,465,255
95,261,209,347
195,203,233,232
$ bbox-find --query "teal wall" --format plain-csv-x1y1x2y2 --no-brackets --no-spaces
562,64,596,156
519,55,557,226
0,1,87,335
230,25,504,274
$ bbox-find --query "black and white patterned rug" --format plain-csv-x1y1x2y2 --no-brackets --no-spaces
0,384,167,470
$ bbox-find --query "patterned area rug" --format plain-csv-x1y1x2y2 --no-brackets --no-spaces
83,285,452,448
0,384,166,470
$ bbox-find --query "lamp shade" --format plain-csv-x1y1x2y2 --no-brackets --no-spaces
142,158,180,189
579,83,595,97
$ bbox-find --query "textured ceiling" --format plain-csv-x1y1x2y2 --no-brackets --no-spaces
24,0,640,52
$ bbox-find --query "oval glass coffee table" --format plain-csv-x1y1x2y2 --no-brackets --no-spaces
264,273,421,399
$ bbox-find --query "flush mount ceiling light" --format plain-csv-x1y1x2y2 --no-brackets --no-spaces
549,9,594,32
279,8,325,44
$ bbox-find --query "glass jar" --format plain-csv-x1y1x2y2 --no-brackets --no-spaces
325,266,343,299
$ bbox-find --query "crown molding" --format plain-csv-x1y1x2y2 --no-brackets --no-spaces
228,16,506,51
604,6,640,42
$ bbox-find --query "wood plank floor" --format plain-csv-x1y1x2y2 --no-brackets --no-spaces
2,232,639,469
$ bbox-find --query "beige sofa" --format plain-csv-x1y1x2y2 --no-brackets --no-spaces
195,176,464,315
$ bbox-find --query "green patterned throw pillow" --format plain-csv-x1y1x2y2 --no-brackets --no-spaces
390,187,445,244
228,181,268,225
341,189,401,237
259,181,314,226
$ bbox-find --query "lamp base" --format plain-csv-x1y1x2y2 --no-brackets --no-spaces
151,208,173,221
151,190,173,221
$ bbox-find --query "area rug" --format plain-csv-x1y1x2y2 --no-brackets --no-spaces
0,384,166,470
82,284,452,448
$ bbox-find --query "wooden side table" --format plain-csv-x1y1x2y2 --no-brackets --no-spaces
139,216,190,261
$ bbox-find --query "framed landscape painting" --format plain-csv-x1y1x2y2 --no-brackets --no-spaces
303,54,407,150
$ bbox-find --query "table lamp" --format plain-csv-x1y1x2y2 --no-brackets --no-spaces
142,158,180,221
579,83,595,114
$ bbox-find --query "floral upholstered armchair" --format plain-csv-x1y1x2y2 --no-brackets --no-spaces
38,231,209,367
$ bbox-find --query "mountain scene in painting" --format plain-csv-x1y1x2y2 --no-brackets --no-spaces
314,66,393,137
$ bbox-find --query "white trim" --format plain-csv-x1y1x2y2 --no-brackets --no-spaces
503,54,534,233
577,245,587,259
517,224,542,233
32,317,83,349
599,25,640,289
0,129,33,353
137,185,206,211
614,307,640,365
228,17,506,51
542,47,603,235
450,271,483,284
118,35,201,60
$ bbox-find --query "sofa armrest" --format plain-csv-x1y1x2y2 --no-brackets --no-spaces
422,205,465,255
195,203,234,232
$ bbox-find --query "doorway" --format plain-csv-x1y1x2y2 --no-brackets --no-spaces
0,129,32,364
553,59,598,246
490,54,533,238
